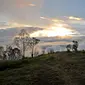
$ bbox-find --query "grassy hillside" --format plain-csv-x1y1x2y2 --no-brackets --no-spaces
0,52,85,85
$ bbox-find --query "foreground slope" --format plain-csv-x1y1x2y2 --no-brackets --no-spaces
0,52,85,85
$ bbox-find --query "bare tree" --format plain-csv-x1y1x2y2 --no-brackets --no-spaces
14,29,30,58
28,37,40,58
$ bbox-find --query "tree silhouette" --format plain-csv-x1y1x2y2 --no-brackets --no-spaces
72,40,78,52
0,46,4,59
66,41,79,52
6,45,21,60
28,37,40,58
6,45,13,60
66,44,71,52
14,29,40,58
14,29,30,58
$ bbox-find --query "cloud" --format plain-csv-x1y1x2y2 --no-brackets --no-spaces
40,16,64,23
30,23,78,38
40,16,85,26
16,0,36,8
64,16,85,25
29,4,36,7
0,26,44,45
66,16,83,21
0,21,32,29
35,16,79,38
68,20,85,25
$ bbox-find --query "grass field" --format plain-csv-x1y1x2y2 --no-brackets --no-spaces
0,52,85,85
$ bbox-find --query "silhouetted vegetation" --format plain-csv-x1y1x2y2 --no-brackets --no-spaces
66,44,71,52
28,37,40,58
66,40,79,52
14,29,30,58
0,29,40,60
14,29,40,58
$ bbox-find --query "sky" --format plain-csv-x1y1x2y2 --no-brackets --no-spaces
42,0,85,17
0,0,85,26
0,0,85,51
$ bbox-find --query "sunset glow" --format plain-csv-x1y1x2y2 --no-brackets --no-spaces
30,24,76,38
66,16,83,21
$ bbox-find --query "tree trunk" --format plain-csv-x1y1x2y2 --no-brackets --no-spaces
22,41,25,59
31,53,33,58
31,48,34,58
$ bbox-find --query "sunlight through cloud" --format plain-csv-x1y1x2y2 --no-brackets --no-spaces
30,23,78,38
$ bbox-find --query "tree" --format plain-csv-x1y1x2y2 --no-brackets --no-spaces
6,45,21,60
66,41,79,52
28,37,40,58
14,29,30,58
66,44,71,52
12,48,21,60
0,46,4,59
72,40,78,52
